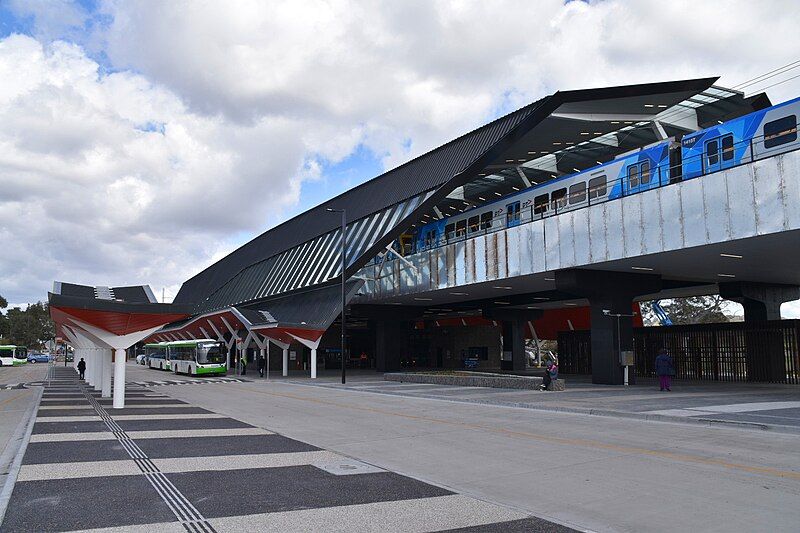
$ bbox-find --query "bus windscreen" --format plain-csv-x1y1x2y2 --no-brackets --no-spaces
197,343,225,364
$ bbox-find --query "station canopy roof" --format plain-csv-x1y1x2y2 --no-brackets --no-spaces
157,77,767,336
49,282,192,338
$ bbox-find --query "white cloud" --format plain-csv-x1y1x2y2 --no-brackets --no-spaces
1,0,799,305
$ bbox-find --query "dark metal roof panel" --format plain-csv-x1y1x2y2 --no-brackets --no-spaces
238,279,364,330
174,98,549,306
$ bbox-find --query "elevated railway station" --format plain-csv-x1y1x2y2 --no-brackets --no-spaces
51,77,800,386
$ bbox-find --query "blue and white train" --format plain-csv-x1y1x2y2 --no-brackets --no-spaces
413,96,800,253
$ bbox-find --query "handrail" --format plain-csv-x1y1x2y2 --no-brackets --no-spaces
375,123,800,263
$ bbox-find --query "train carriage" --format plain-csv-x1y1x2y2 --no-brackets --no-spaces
412,96,799,256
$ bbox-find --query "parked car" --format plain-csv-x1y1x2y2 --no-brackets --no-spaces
136,353,148,365
27,353,52,363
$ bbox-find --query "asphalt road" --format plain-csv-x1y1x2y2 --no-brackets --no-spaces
140,365,800,533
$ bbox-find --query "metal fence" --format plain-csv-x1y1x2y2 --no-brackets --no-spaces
558,320,800,384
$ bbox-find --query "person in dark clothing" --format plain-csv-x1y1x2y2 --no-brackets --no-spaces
240,355,247,375
77,358,86,380
655,348,675,391
258,355,266,377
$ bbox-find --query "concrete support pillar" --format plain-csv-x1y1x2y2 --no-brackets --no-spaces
310,348,317,379
375,320,408,372
719,282,800,381
503,319,526,371
719,282,800,322
557,269,661,385
101,349,112,398
282,347,289,377
113,348,126,409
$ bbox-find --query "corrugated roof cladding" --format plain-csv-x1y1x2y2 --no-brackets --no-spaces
174,97,549,306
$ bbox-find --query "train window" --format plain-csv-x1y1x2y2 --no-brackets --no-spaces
568,182,586,205
445,223,455,241
424,230,436,248
534,194,549,215
706,139,719,166
551,188,567,210
506,201,521,225
467,216,480,233
722,134,734,161
763,115,797,148
455,220,466,237
480,211,493,230
588,175,607,199
640,161,651,184
627,165,639,188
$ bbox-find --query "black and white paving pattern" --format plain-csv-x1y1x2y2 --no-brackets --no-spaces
1,367,572,532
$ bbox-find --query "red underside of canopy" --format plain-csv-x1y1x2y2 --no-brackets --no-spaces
51,306,190,337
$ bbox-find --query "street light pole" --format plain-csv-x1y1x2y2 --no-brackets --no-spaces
327,207,347,384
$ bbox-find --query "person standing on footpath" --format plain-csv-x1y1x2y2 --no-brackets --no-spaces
258,354,266,377
77,358,86,380
655,348,675,391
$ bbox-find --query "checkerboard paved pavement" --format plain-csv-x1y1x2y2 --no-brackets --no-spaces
1,368,572,532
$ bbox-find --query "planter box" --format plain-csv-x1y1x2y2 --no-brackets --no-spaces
384,371,565,391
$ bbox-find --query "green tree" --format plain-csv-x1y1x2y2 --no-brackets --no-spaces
6,302,55,348
642,295,734,326
0,294,8,341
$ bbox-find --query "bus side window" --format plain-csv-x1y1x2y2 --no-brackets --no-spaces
640,161,651,184
763,115,797,148
480,211,493,230
551,189,567,210
455,219,466,237
467,216,479,234
534,194,549,214
706,139,719,166
445,223,455,241
568,182,586,205
588,175,607,199
627,164,639,188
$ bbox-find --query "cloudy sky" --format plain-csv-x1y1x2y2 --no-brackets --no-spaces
0,0,799,315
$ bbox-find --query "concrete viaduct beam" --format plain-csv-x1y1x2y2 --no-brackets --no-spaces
557,269,662,385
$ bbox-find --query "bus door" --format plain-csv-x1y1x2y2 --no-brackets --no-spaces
506,201,521,227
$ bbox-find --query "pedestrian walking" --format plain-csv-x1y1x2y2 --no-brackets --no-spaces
240,354,247,375
655,348,674,391
258,354,266,377
77,358,86,380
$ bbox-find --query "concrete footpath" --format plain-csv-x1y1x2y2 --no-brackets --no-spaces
156,370,800,533
299,371,800,434
0,366,568,532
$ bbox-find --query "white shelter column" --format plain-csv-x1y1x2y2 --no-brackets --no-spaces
311,349,317,379
113,348,126,408
93,348,102,391
282,348,288,377
101,348,112,398
87,349,96,387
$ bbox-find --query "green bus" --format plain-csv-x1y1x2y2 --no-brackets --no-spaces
167,340,227,376
145,342,170,371
0,345,28,366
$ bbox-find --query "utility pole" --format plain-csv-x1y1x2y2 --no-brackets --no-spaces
326,207,347,384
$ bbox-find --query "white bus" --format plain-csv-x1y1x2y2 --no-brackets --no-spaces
0,345,27,366
145,342,170,371
167,340,227,376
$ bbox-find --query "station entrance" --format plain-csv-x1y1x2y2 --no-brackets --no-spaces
558,319,800,384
